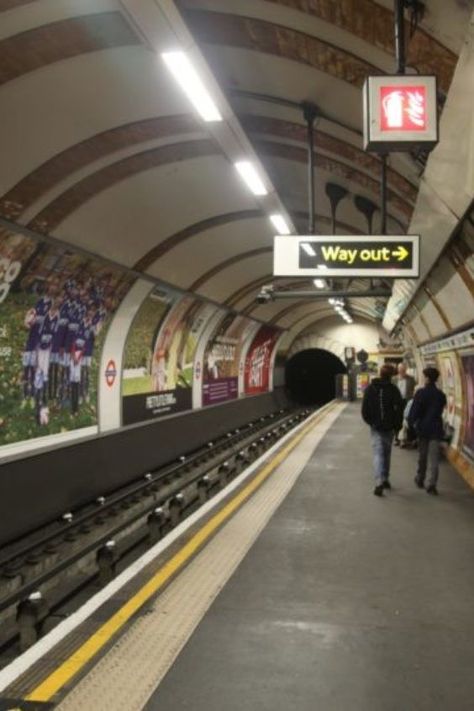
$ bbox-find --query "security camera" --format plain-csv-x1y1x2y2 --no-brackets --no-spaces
256,285,274,304
257,290,272,304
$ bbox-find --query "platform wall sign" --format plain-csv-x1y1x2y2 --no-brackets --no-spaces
273,235,420,278
363,75,438,151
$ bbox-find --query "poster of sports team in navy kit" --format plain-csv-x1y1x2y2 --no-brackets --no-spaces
0,228,132,447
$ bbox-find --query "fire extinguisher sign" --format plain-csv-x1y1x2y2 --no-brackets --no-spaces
363,75,438,152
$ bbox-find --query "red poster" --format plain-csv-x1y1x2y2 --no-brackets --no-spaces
244,327,279,395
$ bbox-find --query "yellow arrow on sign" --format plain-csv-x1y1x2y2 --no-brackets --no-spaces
392,245,409,261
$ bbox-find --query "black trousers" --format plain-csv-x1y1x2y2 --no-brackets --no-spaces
395,398,407,442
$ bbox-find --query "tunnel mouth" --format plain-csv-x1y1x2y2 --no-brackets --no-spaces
285,348,347,406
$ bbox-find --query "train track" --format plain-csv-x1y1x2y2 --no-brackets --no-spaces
0,405,313,664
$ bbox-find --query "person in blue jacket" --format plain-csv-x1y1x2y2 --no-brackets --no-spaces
408,367,447,495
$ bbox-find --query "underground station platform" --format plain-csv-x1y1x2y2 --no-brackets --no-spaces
0,402,473,711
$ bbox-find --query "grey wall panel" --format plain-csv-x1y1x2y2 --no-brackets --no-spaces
0,389,291,546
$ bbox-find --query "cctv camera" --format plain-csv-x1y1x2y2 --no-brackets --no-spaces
256,284,274,304
257,291,271,304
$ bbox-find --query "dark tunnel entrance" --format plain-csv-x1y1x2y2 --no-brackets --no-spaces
285,348,347,406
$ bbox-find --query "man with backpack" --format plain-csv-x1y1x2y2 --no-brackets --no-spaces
361,364,404,497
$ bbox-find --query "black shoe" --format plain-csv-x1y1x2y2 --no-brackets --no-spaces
414,477,424,489
426,485,438,495
382,480,391,490
373,484,384,497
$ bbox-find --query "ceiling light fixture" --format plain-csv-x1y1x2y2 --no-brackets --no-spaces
313,279,325,289
270,214,291,235
161,51,223,122
235,161,268,196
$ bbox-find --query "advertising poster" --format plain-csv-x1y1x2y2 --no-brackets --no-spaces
0,227,132,448
244,326,279,395
356,373,370,399
461,353,474,461
203,313,254,406
122,286,178,423
439,354,457,426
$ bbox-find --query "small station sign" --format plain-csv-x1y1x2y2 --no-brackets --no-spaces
105,359,117,388
273,235,420,278
363,75,438,151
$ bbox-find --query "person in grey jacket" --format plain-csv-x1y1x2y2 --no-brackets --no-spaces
394,362,416,445
408,367,447,495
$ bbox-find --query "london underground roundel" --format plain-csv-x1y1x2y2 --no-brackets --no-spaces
105,359,117,388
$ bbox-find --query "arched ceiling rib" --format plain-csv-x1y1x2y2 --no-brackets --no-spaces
134,210,262,272
241,114,417,202
0,0,469,341
179,10,382,85
28,140,219,235
226,275,274,309
189,247,272,291
0,12,140,86
247,0,457,90
0,115,198,221
178,1,458,92
0,1,32,12
259,299,377,328
256,140,412,219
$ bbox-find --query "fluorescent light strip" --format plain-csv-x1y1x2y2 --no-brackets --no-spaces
313,279,325,289
235,161,268,196
270,214,291,235
162,51,222,122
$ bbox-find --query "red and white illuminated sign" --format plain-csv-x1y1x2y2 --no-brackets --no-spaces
380,85,427,131
363,75,438,152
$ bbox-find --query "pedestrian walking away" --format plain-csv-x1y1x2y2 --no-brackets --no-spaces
408,367,447,495
394,362,416,445
361,364,404,497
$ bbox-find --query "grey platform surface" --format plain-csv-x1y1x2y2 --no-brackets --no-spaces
145,404,474,711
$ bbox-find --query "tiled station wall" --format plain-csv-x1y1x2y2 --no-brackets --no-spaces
400,203,474,487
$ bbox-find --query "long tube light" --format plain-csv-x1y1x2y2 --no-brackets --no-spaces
161,51,223,122
235,161,268,196
270,214,291,235
313,279,325,289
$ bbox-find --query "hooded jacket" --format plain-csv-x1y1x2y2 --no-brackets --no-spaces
361,377,403,432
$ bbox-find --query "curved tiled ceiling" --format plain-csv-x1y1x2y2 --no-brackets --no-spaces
0,0,470,338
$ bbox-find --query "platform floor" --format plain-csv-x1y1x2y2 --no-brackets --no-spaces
144,403,474,711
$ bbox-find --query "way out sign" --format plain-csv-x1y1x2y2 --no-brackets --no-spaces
363,75,438,151
273,235,420,278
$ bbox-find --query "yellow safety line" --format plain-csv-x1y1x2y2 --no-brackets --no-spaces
26,404,336,702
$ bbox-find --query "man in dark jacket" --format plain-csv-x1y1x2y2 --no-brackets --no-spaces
408,366,447,495
362,364,403,497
